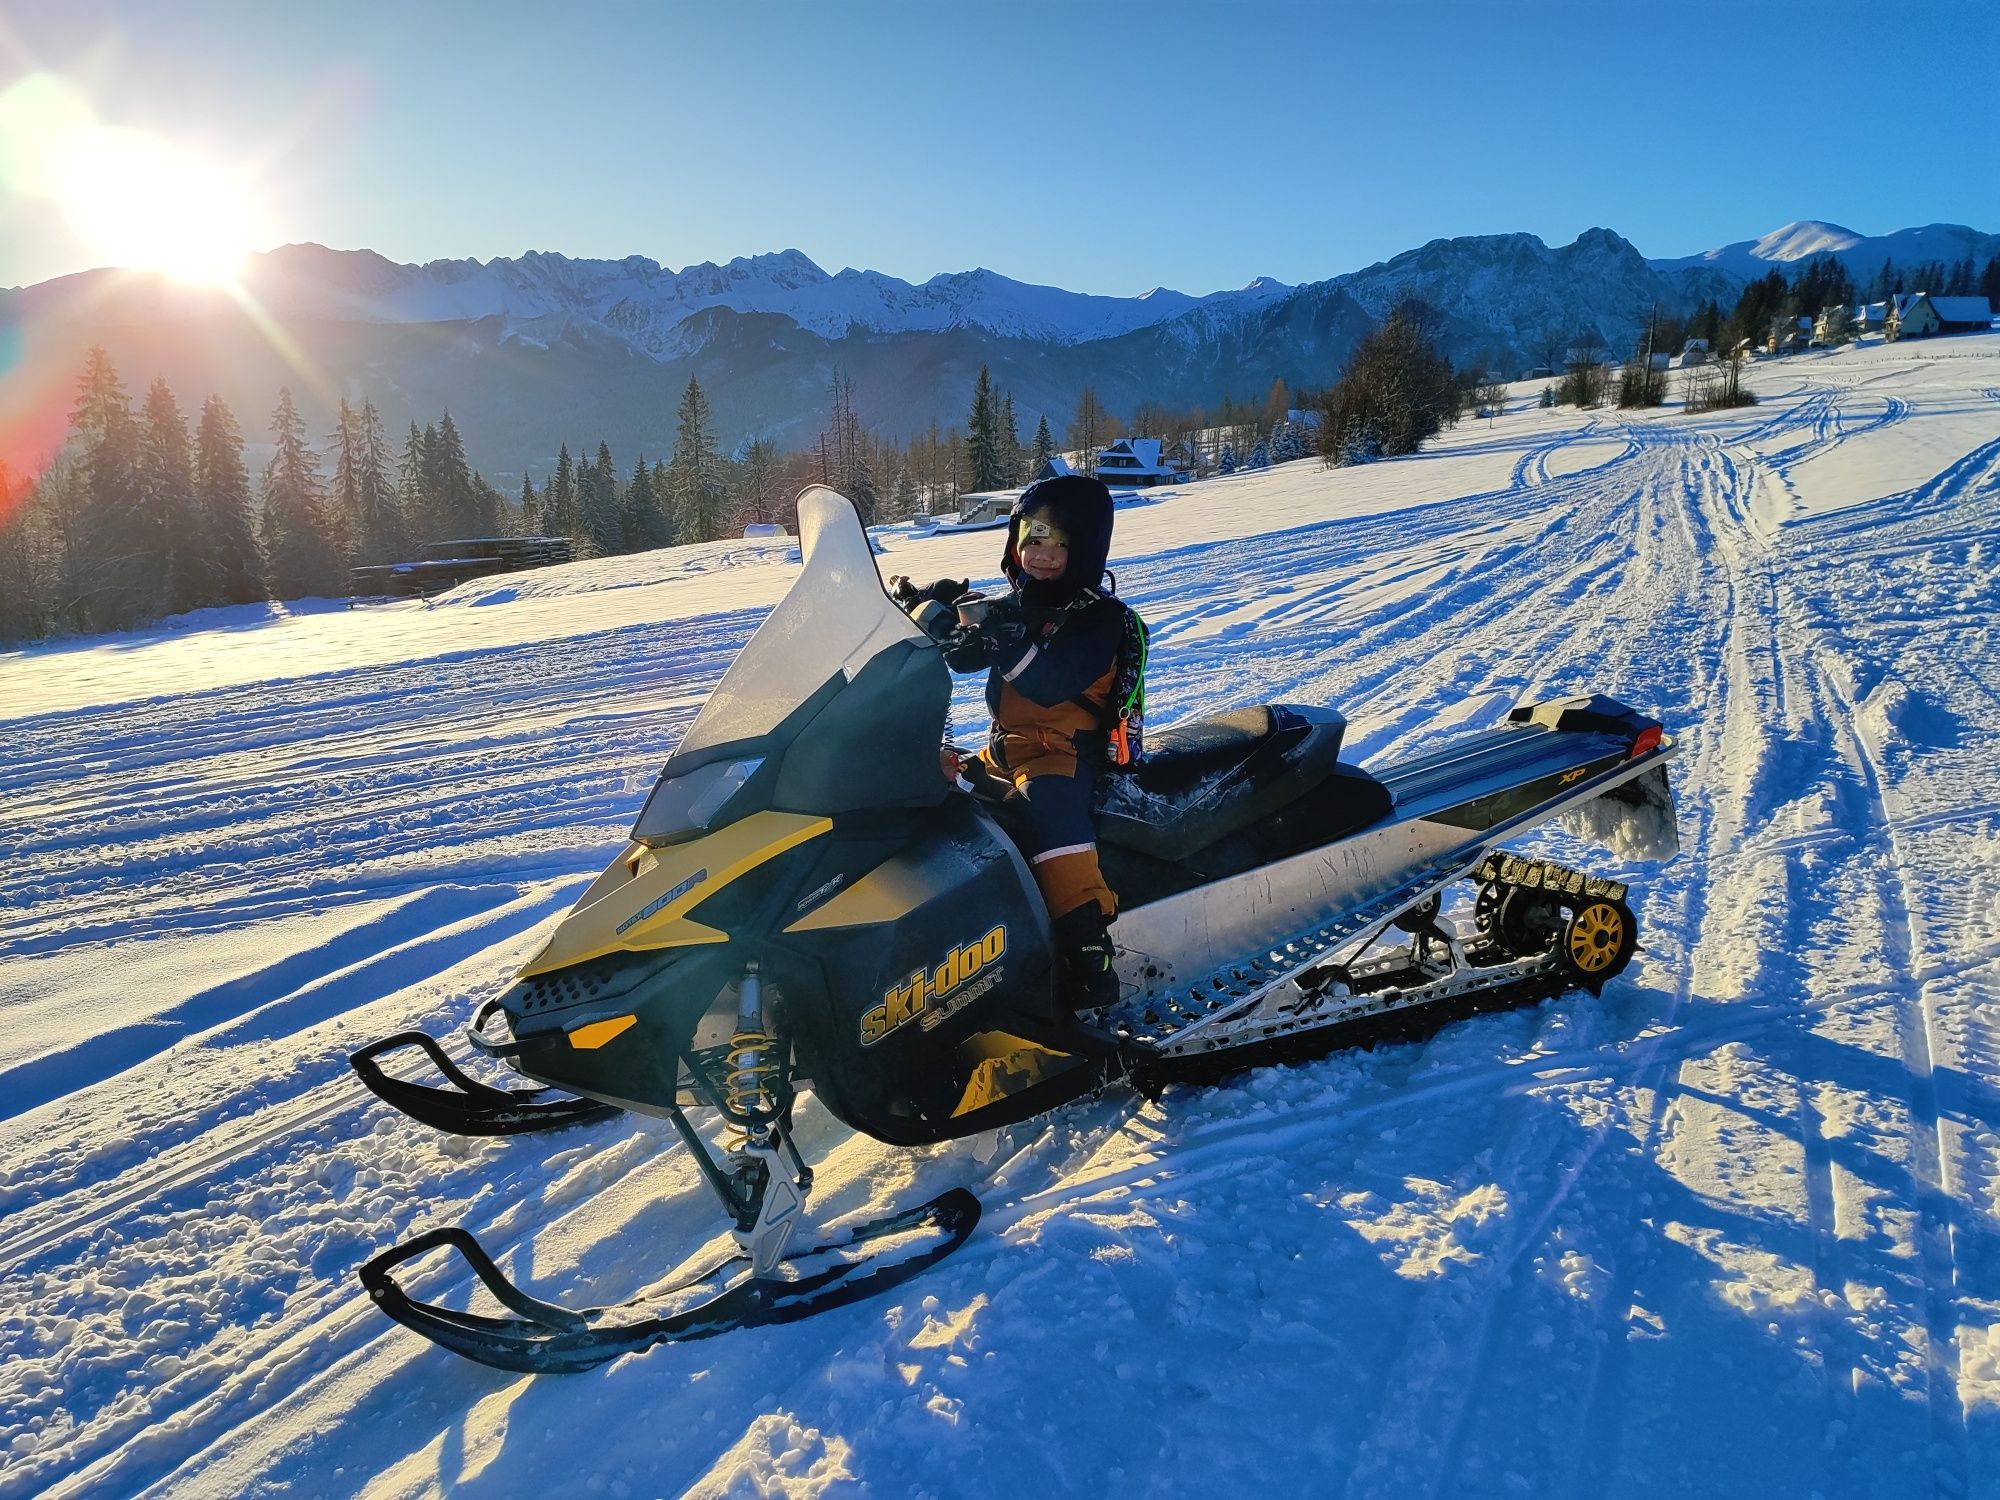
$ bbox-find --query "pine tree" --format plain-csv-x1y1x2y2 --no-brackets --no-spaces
545,444,580,538
470,473,506,537
417,423,444,538
334,398,405,565
194,395,264,604
890,452,921,521
69,347,155,630
574,441,620,554
397,424,433,543
520,474,539,534
260,388,344,599
1029,413,1057,475
998,390,1022,485
965,366,1003,492
669,377,727,541
139,379,211,615
733,437,782,532
432,412,479,537
0,457,49,642
621,454,668,549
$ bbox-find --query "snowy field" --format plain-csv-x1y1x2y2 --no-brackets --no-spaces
3,336,1999,1499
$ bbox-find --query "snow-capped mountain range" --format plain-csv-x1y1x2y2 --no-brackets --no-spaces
1649,218,2000,282
18,242,1297,354
2,219,1989,480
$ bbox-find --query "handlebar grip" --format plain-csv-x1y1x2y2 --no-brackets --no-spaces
911,599,956,642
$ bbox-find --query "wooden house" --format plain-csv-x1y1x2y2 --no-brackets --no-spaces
1889,293,1993,340
1092,437,1187,488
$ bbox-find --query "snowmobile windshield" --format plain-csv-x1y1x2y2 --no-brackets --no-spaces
632,486,949,846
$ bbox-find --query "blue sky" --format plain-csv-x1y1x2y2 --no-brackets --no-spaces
3,0,1996,293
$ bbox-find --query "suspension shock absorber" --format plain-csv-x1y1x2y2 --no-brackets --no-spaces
725,962,782,1142
719,963,810,1267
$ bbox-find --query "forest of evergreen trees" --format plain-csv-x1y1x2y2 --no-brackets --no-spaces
0,347,1326,646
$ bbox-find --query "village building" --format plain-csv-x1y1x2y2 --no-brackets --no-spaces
1092,437,1188,488
1679,338,1709,368
1769,316,1812,355
953,491,1018,527
1888,292,1994,340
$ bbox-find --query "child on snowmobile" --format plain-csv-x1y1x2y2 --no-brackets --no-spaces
891,474,1139,1011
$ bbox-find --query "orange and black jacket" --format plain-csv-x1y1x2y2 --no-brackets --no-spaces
945,590,1124,778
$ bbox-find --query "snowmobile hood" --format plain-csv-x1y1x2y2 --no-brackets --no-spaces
1002,474,1114,603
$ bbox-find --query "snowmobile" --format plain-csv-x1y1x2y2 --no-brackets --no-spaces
352,484,1680,1373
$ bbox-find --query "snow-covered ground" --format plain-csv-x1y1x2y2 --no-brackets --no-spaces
4,336,1998,1499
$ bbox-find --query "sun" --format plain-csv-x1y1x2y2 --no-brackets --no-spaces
55,125,264,288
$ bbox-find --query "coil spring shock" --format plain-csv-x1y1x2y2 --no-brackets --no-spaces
725,1029,781,1118
725,963,784,1133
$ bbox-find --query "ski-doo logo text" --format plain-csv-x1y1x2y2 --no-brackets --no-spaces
860,926,1007,1046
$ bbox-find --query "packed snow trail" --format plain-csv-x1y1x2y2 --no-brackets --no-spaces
1,340,1997,1498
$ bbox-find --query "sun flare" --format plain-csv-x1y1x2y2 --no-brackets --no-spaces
56,126,262,287
1,76,267,289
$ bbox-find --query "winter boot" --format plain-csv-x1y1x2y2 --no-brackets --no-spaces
1052,904,1119,1012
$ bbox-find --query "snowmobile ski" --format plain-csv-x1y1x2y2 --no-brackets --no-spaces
349,1024,620,1136
358,1187,980,1373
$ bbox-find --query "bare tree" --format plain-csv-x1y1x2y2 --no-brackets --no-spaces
1558,327,1610,407
1066,387,1111,475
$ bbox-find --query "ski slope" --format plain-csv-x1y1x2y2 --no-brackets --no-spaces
3,337,1998,1499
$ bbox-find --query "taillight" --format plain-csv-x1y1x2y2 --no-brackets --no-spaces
1630,724,1662,758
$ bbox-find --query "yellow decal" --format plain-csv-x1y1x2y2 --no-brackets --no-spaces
860,925,1006,1046
950,1032,1075,1117
519,812,831,978
1559,767,1587,786
569,1014,637,1049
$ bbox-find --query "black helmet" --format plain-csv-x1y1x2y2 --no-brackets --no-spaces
1002,474,1113,603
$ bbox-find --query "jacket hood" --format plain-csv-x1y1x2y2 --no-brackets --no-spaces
1002,474,1114,603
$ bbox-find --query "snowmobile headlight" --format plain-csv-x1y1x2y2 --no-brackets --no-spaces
631,756,765,847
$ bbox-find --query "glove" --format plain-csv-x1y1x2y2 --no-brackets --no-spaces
941,608,1027,673
889,576,968,609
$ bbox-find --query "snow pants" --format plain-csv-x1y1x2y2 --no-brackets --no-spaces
973,750,1117,923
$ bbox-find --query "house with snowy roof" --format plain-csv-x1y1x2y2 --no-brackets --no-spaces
1092,437,1187,488
1768,317,1812,355
1854,301,1889,335
1679,338,1710,367
1030,454,1073,484
1888,293,1993,340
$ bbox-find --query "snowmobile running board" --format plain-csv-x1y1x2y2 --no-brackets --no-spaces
1125,854,1618,1089
348,1028,621,1136
358,1188,980,1373
1103,736,1677,1065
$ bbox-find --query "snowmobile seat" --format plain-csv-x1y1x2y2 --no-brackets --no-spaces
1093,704,1360,863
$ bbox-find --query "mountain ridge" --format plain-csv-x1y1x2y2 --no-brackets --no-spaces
2,219,1989,482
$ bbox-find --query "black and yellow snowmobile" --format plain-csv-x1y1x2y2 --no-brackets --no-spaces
353,485,1680,1372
